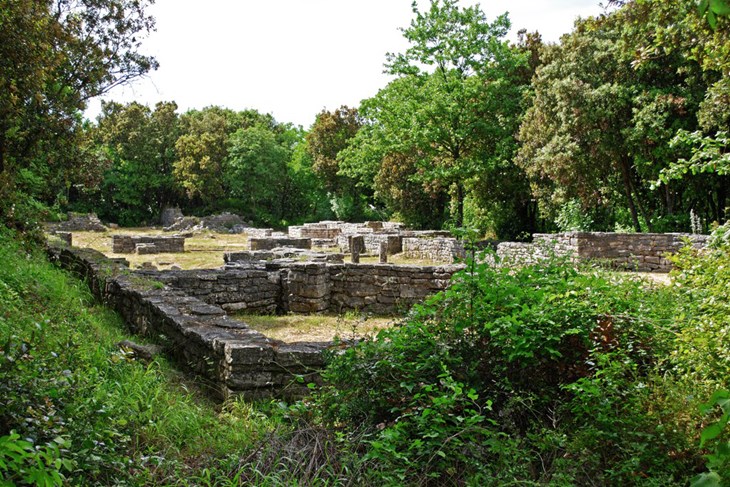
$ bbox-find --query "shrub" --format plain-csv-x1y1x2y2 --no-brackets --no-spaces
315,253,683,483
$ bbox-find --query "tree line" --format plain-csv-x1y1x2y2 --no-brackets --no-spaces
1,0,728,237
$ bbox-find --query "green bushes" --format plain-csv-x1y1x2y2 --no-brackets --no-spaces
312,252,716,484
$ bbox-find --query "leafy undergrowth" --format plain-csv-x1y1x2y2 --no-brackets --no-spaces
310,239,730,485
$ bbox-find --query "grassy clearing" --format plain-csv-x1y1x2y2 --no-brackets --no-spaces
234,312,397,342
69,228,250,270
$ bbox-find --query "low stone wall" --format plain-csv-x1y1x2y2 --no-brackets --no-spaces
281,262,463,314
497,232,709,272
249,237,311,251
112,235,185,254
328,263,461,314
141,268,281,313
402,237,466,263
336,234,403,255
48,246,327,400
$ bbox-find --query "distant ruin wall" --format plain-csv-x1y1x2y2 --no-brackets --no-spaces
249,237,311,251
402,237,466,263
112,235,185,254
497,232,709,272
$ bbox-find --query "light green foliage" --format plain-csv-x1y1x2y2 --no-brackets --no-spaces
555,199,593,232
339,0,530,233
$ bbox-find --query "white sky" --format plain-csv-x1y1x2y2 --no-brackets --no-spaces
86,0,608,129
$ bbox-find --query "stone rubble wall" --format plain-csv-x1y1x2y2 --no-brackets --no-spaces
47,245,327,401
248,237,312,251
112,235,185,254
336,234,403,255
402,237,466,263
497,232,709,272
55,212,107,232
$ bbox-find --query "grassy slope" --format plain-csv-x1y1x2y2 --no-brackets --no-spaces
0,228,303,486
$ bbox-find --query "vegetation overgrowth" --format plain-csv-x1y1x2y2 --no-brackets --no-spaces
2,224,730,485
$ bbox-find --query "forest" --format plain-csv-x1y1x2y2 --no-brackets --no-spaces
1,0,728,238
1,0,729,485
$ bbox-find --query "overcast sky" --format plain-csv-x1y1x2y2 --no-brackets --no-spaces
86,0,608,128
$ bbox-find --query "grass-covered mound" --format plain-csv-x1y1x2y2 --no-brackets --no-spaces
0,227,322,485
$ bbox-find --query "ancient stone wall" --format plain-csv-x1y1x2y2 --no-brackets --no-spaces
327,263,461,314
497,232,709,272
112,235,185,254
141,268,281,313
248,237,311,251
402,237,466,263
47,246,327,401
336,234,403,255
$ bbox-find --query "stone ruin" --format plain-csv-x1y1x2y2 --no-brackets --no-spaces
496,232,709,272
286,221,466,263
53,212,107,232
111,235,186,254
48,243,463,400
163,211,250,234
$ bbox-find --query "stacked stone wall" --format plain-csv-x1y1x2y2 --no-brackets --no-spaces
112,235,185,254
327,263,461,314
496,232,708,272
402,237,466,263
336,234,403,255
249,237,311,250
142,269,281,313
47,246,326,400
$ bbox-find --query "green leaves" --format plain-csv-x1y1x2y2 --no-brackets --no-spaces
699,0,730,29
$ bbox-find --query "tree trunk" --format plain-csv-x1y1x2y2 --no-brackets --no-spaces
452,181,464,228
619,159,642,232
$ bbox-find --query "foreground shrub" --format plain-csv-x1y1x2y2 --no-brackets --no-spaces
314,254,694,484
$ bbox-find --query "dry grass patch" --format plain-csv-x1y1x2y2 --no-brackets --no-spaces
233,313,397,342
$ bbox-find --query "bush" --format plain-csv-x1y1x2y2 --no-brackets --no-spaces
314,253,686,484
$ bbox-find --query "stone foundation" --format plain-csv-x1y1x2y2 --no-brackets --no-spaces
249,237,311,251
402,237,466,263
48,246,327,400
496,232,708,272
112,235,186,254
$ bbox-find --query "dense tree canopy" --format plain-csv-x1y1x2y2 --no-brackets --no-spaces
0,0,157,230
2,0,727,236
